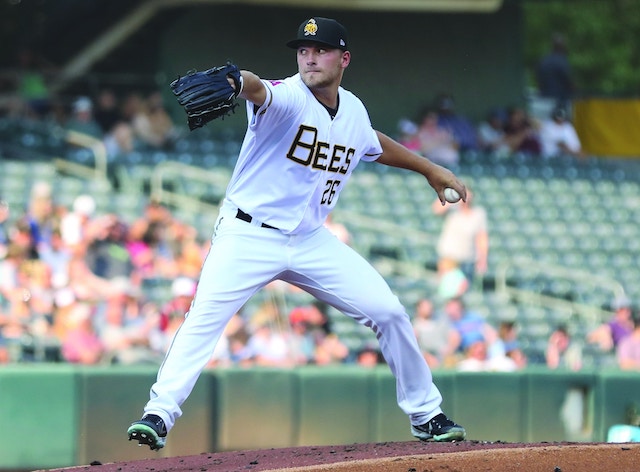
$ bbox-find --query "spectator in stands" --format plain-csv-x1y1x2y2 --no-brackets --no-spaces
283,307,316,365
51,287,79,338
285,302,349,366
0,260,31,359
85,214,135,282
487,320,527,370
412,297,456,368
143,198,173,226
157,277,197,334
127,199,179,278
408,107,460,167
11,46,55,119
546,324,582,371
65,97,103,139
18,256,55,322
225,315,253,366
246,317,293,367
0,243,30,319
103,121,135,160
313,330,350,365
65,245,116,304
98,278,158,365
435,259,469,301
0,199,10,259
588,295,634,353
434,93,478,153
120,92,143,123
60,302,104,364
616,314,640,371
503,106,542,157
9,217,39,261
47,97,69,127
21,180,56,257
132,91,177,149
456,339,489,372
536,33,574,110
93,88,122,135
149,278,198,361
150,303,184,359
120,91,175,150
476,109,510,157
355,343,383,367
432,188,488,287
126,218,177,280
0,335,8,364
167,221,207,280
207,311,250,367
3,254,57,361
443,296,497,356
539,106,584,158
396,118,419,149
60,194,96,253
457,337,520,372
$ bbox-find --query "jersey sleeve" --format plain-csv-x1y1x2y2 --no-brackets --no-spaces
246,77,304,130
361,125,383,162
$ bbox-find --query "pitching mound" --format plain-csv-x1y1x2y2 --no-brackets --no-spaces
47,440,640,472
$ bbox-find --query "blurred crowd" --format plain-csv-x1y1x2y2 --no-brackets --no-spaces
413,293,640,373
396,92,585,170
396,33,583,167
2,40,637,373
0,47,181,161
0,180,204,365
1,176,636,373
0,180,387,368
1,43,585,169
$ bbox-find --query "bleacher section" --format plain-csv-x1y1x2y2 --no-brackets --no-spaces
2,117,640,365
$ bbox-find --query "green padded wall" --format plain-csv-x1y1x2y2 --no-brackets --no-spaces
3,366,635,471
296,366,376,446
216,368,296,451
525,367,596,443
593,371,640,442
0,365,78,469
453,371,528,442
77,366,160,463
371,369,459,442
373,367,411,442
77,365,215,463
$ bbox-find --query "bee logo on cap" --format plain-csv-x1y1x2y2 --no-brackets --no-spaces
303,19,318,36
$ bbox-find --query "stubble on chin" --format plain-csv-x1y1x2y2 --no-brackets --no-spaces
301,71,335,91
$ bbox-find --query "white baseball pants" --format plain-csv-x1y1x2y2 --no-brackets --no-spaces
143,201,443,431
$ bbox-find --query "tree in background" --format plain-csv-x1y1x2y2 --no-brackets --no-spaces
524,0,640,96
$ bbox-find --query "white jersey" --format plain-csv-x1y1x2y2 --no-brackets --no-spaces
539,119,581,157
225,73,383,234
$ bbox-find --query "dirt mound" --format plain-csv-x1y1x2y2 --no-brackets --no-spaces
46,440,640,472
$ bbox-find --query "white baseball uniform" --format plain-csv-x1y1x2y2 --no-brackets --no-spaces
142,73,443,431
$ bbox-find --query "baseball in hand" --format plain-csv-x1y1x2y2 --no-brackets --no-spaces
444,188,461,203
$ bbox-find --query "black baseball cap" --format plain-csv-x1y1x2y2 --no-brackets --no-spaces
286,17,348,51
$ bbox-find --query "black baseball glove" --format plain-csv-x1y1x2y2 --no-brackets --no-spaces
170,62,243,131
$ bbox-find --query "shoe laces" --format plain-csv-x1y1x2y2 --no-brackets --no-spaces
142,414,167,434
428,413,454,430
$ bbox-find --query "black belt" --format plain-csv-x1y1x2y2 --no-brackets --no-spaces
236,209,278,229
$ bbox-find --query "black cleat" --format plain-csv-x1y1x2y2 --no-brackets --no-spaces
411,413,466,442
127,414,167,450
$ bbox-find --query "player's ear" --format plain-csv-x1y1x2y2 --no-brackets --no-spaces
341,50,351,68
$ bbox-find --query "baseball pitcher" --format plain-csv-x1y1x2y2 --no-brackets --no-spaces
128,16,467,451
